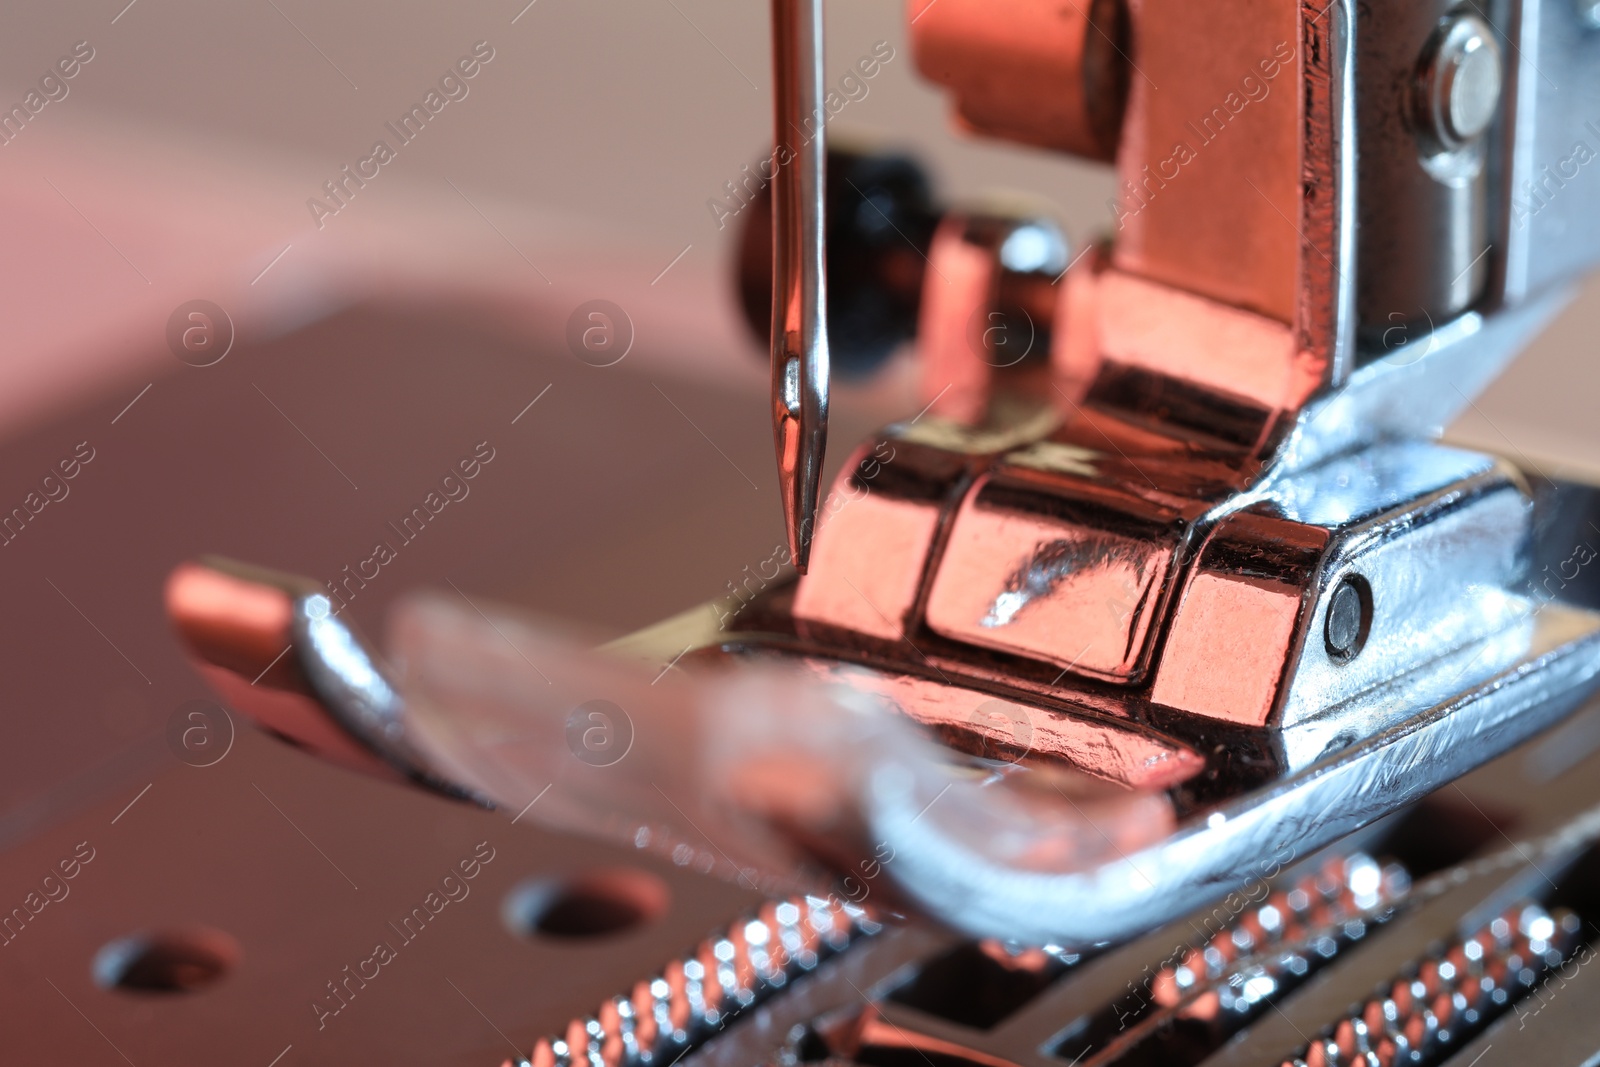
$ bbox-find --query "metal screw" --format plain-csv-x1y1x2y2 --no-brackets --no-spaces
1419,14,1503,149
1580,0,1600,30
1325,576,1370,662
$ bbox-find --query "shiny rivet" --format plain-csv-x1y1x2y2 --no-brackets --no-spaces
1580,0,1600,30
1325,576,1371,663
1419,14,1503,149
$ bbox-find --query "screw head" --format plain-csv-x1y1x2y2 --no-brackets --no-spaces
1419,14,1503,150
1324,575,1372,663
1580,0,1600,31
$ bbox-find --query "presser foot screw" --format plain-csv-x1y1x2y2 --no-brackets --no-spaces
1417,13,1503,150
1325,576,1372,663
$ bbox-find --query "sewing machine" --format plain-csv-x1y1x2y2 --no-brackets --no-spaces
6,0,1600,1064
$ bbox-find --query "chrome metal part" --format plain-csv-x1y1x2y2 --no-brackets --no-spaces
1039,853,1411,1065
1448,916,1600,1067
1323,578,1368,662
523,896,877,1067
893,0,1600,435
161,0,1600,1027
769,0,831,573
502,849,1414,1067
908,0,1130,161
1357,0,1499,341
1203,443,1531,731
724,602,1600,946
1500,0,1600,302
165,471,1600,951
915,207,1069,426
1275,289,1572,473
163,490,1600,1067
1200,857,1589,1065
164,558,479,803
1112,0,1355,373
1421,14,1503,148
791,433,973,644
915,0,1358,420
1272,902,1573,1066
23,0,1600,1062
753,730,1600,1067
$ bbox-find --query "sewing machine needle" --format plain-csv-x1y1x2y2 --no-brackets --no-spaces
769,0,830,573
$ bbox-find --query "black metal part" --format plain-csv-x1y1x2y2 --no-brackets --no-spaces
737,146,940,379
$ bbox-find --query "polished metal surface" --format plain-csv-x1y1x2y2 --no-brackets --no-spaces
1194,796,1600,1066
909,0,1130,161
796,853,1411,1067
762,606,1600,946
913,206,1068,426
1273,901,1573,1066
166,557,480,804
166,470,1600,949
1247,444,1530,730
1447,912,1600,1066
157,0,1600,963
1501,0,1600,303
1111,0,1355,377
120,0,1600,1062
791,433,970,643
523,896,876,1067
768,0,831,573
1275,289,1572,473
1357,0,1498,337
1423,15,1503,147
720,723,1600,1067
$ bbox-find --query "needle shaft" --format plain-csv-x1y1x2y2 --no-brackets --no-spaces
769,0,830,573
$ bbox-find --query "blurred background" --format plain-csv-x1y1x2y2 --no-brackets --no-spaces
0,0,1595,1062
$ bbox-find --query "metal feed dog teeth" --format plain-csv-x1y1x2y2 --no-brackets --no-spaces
803,851,1415,1067
1279,904,1579,1067
1151,854,1408,1014
513,896,877,1067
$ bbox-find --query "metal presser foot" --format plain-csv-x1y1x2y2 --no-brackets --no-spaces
165,0,1600,1064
